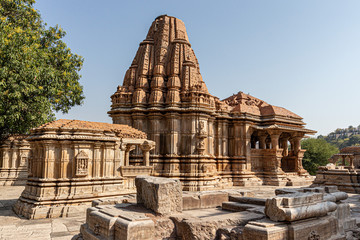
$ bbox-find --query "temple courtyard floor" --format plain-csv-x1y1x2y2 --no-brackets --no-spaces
1,185,360,240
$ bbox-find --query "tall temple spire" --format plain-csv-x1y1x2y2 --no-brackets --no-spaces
111,15,214,109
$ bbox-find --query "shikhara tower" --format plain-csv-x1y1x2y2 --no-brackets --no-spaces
108,15,315,191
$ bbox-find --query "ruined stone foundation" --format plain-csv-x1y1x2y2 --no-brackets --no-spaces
79,176,357,240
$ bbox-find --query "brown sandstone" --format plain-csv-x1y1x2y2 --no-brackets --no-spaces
108,15,316,191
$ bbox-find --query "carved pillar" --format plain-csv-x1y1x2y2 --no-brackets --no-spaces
2,145,10,169
292,135,305,173
124,145,135,166
10,141,18,169
270,134,280,150
114,142,121,177
281,137,289,156
208,118,215,156
244,125,254,171
93,142,101,178
350,155,355,169
140,141,154,166
342,156,346,166
60,141,71,179
166,113,180,155
149,114,162,155
258,133,267,150
43,141,56,179
268,131,283,172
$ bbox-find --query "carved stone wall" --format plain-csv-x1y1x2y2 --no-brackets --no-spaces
13,119,155,219
0,135,30,186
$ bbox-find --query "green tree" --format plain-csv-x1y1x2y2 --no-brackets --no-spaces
301,138,339,175
0,0,84,138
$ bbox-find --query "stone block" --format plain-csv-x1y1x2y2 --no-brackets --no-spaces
199,192,228,208
287,215,339,240
81,204,155,240
265,192,337,222
182,191,229,210
182,194,201,210
229,196,266,206
135,176,182,215
114,213,154,240
242,219,288,240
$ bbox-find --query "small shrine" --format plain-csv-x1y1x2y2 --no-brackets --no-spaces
14,119,155,219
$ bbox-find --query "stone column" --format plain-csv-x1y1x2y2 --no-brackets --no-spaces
140,141,154,166
270,134,280,150
350,155,355,169
244,125,254,171
208,118,215,156
291,135,305,173
11,141,19,169
268,131,282,172
43,141,56,179
342,156,346,166
125,145,136,166
281,137,289,156
93,142,101,178
2,146,10,169
60,141,71,179
258,133,267,149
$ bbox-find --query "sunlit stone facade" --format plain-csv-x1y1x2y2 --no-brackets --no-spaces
108,15,316,191
14,119,154,219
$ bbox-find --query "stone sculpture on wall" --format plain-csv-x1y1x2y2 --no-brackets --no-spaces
108,15,316,191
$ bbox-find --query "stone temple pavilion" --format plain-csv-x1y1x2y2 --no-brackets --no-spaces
108,15,316,191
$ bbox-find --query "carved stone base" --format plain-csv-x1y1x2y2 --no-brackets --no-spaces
314,169,360,193
0,168,27,186
13,177,135,219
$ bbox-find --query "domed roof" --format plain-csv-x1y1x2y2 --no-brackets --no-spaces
222,91,301,119
340,146,360,154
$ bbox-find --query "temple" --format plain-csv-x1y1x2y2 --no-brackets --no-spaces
314,146,360,193
13,119,155,219
108,15,316,191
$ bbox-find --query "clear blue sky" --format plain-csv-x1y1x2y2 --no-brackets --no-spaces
35,0,360,136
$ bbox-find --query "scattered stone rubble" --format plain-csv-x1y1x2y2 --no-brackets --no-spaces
77,176,358,240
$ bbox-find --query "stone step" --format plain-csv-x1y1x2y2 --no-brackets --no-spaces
228,196,266,206
222,201,265,214
217,225,244,239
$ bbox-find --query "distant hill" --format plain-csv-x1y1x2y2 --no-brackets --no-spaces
318,125,360,149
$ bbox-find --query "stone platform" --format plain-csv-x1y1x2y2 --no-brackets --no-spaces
1,185,360,240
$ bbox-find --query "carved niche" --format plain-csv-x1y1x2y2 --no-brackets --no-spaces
75,150,89,177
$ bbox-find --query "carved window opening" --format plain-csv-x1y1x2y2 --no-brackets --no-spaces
75,150,89,177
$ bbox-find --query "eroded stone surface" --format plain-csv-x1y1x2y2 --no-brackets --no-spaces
136,176,182,215
265,192,337,222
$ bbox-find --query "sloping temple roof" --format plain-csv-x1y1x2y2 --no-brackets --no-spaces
34,119,147,139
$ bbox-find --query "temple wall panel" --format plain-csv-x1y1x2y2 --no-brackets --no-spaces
0,137,30,186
